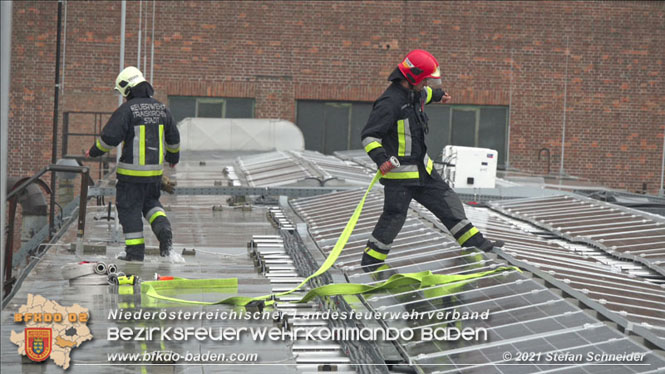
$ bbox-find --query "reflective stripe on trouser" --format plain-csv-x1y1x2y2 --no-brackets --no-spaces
142,192,171,241
123,232,145,259
124,232,144,246
449,219,472,236
116,180,169,260
370,172,484,251
449,219,481,245
455,226,479,245
146,206,171,244
368,234,391,251
145,207,167,224
365,233,392,261
117,181,146,260
364,246,389,261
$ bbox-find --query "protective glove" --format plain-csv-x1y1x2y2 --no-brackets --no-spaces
161,175,176,194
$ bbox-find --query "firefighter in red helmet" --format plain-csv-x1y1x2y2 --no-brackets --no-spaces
360,49,503,271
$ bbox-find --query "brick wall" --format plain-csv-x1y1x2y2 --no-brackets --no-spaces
9,1,665,193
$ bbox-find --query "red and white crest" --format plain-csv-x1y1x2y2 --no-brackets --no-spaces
25,328,52,362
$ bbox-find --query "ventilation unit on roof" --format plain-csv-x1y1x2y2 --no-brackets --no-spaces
441,145,498,188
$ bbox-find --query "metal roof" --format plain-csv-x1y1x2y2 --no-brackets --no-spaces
3,149,665,373
289,188,665,373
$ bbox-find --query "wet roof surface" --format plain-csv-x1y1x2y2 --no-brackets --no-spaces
2,154,295,374
289,189,665,373
3,149,665,373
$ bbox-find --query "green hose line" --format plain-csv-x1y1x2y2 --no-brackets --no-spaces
141,171,520,306
286,266,519,304
142,278,239,306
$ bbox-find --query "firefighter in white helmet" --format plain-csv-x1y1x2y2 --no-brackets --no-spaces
87,66,181,262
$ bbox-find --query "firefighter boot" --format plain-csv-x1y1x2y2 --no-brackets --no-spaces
116,250,144,262
156,227,185,264
369,264,397,281
361,245,390,273
157,228,173,257
462,231,504,253
117,241,145,261
478,239,504,252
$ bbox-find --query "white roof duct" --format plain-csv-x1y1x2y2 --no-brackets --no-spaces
178,118,305,152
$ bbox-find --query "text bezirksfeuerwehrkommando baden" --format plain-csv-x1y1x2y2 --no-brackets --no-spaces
108,325,488,342
107,308,491,342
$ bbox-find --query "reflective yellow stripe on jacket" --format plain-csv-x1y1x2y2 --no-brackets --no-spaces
95,138,112,153
158,124,164,165
382,154,434,180
397,120,406,157
396,119,412,157
117,169,164,177
424,86,433,104
117,162,163,177
139,125,146,165
382,164,419,179
424,154,434,174
362,136,383,153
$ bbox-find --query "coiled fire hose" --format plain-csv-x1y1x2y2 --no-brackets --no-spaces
61,261,122,285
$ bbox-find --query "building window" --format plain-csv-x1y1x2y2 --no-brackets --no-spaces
296,101,373,154
427,105,509,168
168,96,255,124
296,100,508,167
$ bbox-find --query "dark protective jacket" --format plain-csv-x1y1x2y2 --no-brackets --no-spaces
89,83,180,183
361,75,444,185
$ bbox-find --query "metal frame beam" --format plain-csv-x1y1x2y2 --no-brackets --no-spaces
89,185,357,198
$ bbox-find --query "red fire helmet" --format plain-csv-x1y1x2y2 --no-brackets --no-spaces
398,49,442,86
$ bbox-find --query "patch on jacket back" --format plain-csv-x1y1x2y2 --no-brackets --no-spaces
130,103,166,124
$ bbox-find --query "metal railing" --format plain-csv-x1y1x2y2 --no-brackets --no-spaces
62,111,114,179
3,164,91,295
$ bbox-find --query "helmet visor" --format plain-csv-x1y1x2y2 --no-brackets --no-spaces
426,78,442,87
115,80,129,96
426,65,442,86
431,65,441,79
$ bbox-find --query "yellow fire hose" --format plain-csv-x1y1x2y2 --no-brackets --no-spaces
141,171,519,306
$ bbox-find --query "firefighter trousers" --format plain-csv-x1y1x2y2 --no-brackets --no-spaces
116,180,171,260
366,173,486,258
